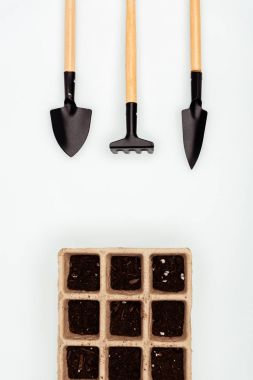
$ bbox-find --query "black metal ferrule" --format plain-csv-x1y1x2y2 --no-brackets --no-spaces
64,71,76,106
191,71,202,102
126,102,138,137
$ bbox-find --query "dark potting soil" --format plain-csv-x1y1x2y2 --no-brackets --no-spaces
152,301,185,337
151,348,184,380
67,346,99,379
111,256,141,291
109,347,142,380
67,255,100,291
110,301,141,337
152,255,185,292
68,300,99,335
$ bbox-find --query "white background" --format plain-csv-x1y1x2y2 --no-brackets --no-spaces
0,0,253,379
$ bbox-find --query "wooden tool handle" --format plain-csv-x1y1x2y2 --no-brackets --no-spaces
190,0,202,72
126,0,137,103
65,0,76,72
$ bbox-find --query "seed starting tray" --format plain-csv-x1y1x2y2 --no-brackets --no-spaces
58,248,192,380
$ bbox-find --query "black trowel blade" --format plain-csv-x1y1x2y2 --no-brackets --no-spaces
51,106,92,157
182,101,207,169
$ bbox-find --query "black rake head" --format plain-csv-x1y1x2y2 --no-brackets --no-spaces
110,102,154,154
110,136,154,154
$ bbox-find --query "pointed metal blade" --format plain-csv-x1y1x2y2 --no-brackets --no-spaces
51,106,92,157
182,101,207,169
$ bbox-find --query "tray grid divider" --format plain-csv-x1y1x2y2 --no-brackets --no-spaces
99,251,107,380
142,251,152,380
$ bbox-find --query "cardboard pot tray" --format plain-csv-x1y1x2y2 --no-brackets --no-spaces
58,248,192,380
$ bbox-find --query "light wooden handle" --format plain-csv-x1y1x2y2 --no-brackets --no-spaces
190,0,202,72
126,0,137,103
65,0,75,72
